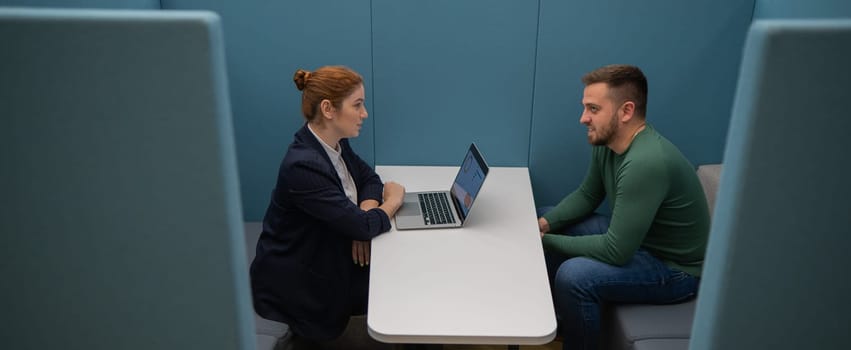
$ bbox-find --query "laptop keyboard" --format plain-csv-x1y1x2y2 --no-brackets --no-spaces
418,192,456,225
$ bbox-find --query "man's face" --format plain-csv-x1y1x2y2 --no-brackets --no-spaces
579,83,619,146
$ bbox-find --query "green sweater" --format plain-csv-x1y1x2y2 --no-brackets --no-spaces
542,125,710,276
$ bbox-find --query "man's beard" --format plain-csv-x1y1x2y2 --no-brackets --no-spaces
589,111,619,146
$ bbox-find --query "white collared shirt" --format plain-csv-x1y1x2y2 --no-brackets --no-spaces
307,124,358,205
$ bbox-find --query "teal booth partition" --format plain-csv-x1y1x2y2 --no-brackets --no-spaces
690,19,851,350
0,9,255,350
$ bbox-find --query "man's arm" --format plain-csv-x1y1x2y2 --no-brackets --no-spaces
542,159,667,265
541,151,606,232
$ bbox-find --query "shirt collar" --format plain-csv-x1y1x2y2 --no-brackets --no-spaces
307,123,341,158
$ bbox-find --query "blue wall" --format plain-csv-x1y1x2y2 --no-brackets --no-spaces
1,1,779,221
755,0,851,19
529,0,753,206
371,0,538,167
189,0,754,220
162,0,374,220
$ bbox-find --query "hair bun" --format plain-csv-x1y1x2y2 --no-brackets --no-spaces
293,69,311,91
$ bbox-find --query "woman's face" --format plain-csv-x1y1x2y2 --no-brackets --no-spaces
330,84,368,139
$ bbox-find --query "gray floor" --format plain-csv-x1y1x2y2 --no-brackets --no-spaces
289,315,556,350
301,315,396,350
277,315,447,350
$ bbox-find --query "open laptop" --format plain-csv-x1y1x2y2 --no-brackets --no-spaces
395,143,490,230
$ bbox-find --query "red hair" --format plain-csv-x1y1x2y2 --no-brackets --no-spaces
293,66,363,121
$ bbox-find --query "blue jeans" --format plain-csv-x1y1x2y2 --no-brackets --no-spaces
537,207,700,350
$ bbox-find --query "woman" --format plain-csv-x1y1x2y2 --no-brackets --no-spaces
250,66,405,343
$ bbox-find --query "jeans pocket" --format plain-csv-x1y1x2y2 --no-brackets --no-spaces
664,268,699,302
667,268,690,282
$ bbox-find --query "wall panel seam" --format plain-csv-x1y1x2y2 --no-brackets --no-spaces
527,0,542,168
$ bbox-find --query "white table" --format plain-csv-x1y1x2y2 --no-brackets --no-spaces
367,166,557,345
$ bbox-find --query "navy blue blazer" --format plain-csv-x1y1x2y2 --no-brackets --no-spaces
250,125,391,340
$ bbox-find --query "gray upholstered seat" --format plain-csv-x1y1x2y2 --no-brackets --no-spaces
602,164,721,350
244,222,292,350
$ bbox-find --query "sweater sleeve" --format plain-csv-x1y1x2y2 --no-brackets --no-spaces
542,149,606,231
542,157,668,266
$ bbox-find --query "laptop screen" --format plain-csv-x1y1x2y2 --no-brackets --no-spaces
450,143,489,221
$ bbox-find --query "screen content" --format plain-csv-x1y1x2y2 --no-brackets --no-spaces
450,150,486,218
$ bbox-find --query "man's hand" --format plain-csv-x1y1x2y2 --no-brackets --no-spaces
538,217,550,238
352,240,370,267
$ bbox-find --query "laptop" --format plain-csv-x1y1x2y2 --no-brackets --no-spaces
395,143,490,230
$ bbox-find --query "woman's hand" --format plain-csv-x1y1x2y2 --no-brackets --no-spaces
352,240,370,267
378,181,405,217
382,181,405,203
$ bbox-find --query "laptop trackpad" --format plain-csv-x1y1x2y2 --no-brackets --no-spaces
397,200,421,217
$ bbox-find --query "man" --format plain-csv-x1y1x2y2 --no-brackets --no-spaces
538,64,710,350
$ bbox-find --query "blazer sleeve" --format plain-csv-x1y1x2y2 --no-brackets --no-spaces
286,157,391,241
341,140,384,204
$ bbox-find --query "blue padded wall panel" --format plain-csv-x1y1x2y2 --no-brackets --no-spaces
0,0,159,9
163,0,373,221
529,0,754,207
371,0,538,166
690,19,851,350
755,0,851,19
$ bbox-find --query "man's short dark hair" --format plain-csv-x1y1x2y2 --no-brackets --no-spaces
582,64,648,117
